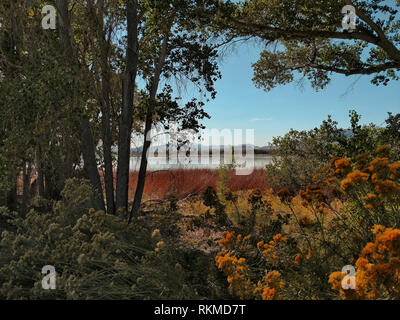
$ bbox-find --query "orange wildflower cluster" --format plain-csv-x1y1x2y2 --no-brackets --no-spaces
219,231,252,251
354,225,400,299
306,248,312,260
294,248,312,265
216,232,285,300
389,162,400,180
367,156,400,201
363,193,381,209
328,271,358,300
220,231,236,250
299,185,329,212
216,250,284,300
299,214,314,227
253,270,284,300
340,170,369,192
373,179,400,197
294,253,302,265
215,252,247,274
257,234,287,262
332,158,352,176
215,252,254,299
368,157,390,173
329,225,400,300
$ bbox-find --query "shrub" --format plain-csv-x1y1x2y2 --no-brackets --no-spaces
329,225,400,300
266,111,384,192
215,231,285,300
213,146,400,300
0,179,227,300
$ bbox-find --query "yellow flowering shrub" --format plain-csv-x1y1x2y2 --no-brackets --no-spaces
203,146,400,300
300,147,400,233
258,233,287,264
215,231,284,300
329,225,400,300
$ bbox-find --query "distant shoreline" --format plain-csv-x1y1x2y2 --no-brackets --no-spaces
128,154,274,172
131,148,275,157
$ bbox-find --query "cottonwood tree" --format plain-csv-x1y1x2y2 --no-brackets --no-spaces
66,0,135,215
0,0,83,212
54,0,147,214
129,0,221,220
55,0,109,212
216,0,400,90
54,0,221,219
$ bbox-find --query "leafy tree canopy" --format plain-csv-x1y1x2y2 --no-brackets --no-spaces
216,0,400,90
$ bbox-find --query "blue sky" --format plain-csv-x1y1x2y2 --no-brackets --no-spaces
197,39,400,146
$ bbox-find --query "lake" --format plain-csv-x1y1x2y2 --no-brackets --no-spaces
129,155,274,171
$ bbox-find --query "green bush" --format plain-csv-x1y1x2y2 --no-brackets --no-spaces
0,178,228,300
266,111,384,192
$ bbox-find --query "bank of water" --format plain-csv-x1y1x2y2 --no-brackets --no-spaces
129,155,273,171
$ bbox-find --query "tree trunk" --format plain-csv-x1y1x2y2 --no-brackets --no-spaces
36,146,45,197
129,109,152,222
80,116,106,212
56,0,106,211
101,83,115,215
116,0,139,216
129,34,169,221
21,162,32,215
92,0,116,215
6,179,17,213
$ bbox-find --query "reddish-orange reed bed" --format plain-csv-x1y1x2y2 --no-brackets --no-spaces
18,169,268,201
127,169,268,200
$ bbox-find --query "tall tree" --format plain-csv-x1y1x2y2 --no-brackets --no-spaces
116,0,139,215
56,0,106,211
129,0,221,220
0,0,83,210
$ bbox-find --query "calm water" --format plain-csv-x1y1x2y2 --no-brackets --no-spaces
129,155,273,171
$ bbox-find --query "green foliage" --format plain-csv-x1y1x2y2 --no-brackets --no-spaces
216,164,234,203
218,0,400,91
382,112,400,159
266,111,384,192
0,179,229,299
0,0,86,202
